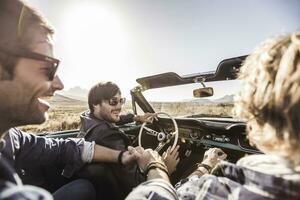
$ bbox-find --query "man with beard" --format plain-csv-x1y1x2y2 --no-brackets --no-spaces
0,1,137,199
79,81,157,199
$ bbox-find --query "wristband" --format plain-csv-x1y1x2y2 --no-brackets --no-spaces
194,168,206,175
146,164,169,177
145,161,169,177
196,163,212,173
118,150,126,166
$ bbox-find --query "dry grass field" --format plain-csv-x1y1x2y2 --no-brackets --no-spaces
21,94,88,133
21,95,234,133
150,102,233,117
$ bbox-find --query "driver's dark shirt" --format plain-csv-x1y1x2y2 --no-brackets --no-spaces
79,110,145,199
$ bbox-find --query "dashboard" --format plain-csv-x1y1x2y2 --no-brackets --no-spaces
120,116,260,157
119,116,261,182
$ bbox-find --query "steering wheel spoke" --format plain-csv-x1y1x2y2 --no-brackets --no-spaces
155,142,167,152
143,126,159,137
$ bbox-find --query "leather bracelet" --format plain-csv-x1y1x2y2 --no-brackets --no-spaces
147,161,167,169
196,163,212,173
118,150,126,166
146,164,169,177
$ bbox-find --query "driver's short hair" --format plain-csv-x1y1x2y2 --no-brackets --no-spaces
235,31,300,164
0,0,54,80
88,81,121,113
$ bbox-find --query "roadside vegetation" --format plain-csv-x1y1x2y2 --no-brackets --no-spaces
21,96,234,133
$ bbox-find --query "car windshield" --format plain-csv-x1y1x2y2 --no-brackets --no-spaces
141,80,240,118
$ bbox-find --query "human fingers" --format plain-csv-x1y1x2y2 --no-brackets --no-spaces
122,149,143,165
175,158,180,165
174,150,179,159
135,146,145,154
146,116,154,123
162,151,167,159
127,146,136,154
204,148,211,158
150,113,159,121
166,146,171,154
214,148,226,157
172,145,180,154
218,151,227,160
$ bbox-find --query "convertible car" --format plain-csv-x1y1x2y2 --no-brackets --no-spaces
41,54,260,185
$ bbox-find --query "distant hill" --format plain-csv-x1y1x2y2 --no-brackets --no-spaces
50,93,87,107
58,87,88,101
212,95,234,104
190,98,213,104
189,94,234,104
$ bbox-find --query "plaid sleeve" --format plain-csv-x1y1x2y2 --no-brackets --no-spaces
175,175,231,200
126,179,178,200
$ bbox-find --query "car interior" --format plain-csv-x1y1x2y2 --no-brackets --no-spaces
37,55,261,186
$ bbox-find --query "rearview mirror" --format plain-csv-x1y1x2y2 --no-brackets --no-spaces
193,87,214,98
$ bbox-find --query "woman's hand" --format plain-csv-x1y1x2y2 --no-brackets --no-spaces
128,146,162,171
201,148,227,168
162,145,180,174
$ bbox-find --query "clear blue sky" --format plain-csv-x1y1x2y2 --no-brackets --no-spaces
27,0,300,100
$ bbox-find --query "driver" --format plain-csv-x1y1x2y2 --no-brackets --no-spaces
126,31,300,200
78,81,158,199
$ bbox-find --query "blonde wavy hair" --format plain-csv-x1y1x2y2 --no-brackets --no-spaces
235,31,300,165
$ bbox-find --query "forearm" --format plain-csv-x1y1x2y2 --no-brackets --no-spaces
147,168,170,182
188,166,209,178
92,144,120,163
116,114,134,125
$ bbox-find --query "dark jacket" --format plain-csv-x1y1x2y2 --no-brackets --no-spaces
79,111,133,148
79,111,145,196
0,128,88,199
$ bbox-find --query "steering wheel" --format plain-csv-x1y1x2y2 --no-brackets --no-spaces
138,112,179,152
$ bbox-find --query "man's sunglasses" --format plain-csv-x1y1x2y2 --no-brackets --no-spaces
108,97,126,106
0,46,60,81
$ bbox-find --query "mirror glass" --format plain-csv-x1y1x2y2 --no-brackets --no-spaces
193,87,214,98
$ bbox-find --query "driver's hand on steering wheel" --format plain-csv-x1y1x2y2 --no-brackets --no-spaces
133,112,158,124
201,148,227,168
162,145,180,174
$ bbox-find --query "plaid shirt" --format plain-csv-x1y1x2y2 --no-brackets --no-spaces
127,155,300,200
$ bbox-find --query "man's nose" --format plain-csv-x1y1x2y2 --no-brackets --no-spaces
51,75,64,91
116,101,122,109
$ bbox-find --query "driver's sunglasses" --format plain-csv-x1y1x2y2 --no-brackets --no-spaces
108,97,126,106
0,46,60,81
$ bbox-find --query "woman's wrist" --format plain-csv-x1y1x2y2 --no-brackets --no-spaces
147,167,170,181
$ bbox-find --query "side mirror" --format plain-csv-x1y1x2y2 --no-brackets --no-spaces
193,87,214,98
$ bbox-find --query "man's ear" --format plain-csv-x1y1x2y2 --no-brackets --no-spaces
0,63,13,80
93,104,101,112
0,63,3,80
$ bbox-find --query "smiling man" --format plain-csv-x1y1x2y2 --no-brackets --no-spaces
78,81,156,199
0,1,138,200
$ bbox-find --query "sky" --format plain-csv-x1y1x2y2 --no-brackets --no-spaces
27,0,300,100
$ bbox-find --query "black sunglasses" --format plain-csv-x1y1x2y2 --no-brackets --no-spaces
0,46,60,81
108,97,126,106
